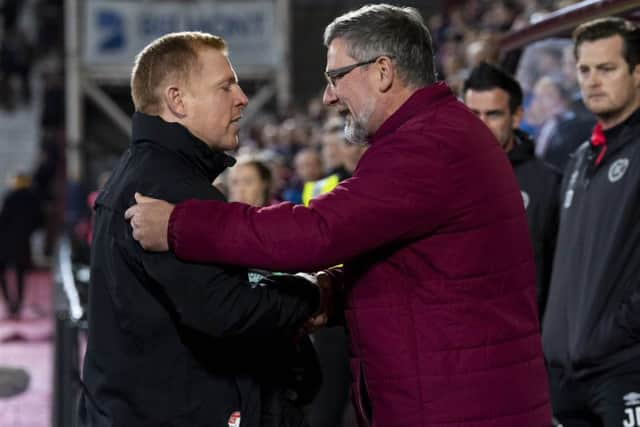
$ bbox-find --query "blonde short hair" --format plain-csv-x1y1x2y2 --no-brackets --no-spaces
131,31,227,114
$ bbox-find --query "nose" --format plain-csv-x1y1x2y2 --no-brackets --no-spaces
323,84,338,106
587,73,601,88
580,69,599,88
235,86,249,108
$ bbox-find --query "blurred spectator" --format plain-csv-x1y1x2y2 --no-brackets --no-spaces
319,118,350,177
530,74,594,170
260,122,280,149
228,158,273,206
0,173,43,318
304,119,367,205
480,0,520,31
465,34,500,69
261,150,292,203
320,131,345,177
276,117,313,163
282,147,323,204
516,39,568,97
294,147,322,180
0,29,33,109
529,74,572,154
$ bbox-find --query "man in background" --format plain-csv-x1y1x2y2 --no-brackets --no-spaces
463,61,559,321
542,17,640,426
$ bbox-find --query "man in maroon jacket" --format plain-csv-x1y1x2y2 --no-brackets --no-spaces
125,5,551,426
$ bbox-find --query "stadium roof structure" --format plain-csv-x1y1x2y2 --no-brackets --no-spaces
500,0,640,54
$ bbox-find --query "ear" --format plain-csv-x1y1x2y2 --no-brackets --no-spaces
162,84,187,118
375,56,395,93
511,105,524,130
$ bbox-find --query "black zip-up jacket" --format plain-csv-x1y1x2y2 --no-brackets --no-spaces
509,130,560,321
79,113,320,427
543,108,640,379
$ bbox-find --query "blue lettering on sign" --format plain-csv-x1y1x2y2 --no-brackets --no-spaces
97,10,124,51
139,14,180,37
184,13,265,37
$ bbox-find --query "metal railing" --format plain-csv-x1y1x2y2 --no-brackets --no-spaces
52,234,88,427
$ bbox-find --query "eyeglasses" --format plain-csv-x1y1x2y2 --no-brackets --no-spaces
324,56,393,88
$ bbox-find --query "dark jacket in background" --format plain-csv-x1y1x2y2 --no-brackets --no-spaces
80,113,320,427
0,186,42,267
543,108,640,379
509,130,560,321
543,109,595,172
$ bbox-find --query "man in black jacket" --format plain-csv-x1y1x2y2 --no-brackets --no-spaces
542,18,640,426
463,62,560,321
79,31,323,427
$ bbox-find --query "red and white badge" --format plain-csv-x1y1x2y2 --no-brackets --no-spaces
228,411,241,427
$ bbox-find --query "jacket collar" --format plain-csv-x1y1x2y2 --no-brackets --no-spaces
508,129,535,166
131,112,236,182
601,107,640,150
372,81,453,143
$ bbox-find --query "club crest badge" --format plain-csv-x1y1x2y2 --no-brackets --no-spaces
609,158,629,183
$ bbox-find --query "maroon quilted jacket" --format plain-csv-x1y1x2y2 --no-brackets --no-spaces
168,83,551,426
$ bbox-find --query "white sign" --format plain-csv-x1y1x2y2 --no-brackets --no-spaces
84,0,278,71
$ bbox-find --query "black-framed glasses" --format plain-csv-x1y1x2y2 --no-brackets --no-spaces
324,56,392,88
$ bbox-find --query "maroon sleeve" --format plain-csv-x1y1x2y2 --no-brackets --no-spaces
168,134,449,272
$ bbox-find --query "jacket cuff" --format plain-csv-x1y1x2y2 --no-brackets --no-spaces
322,267,345,327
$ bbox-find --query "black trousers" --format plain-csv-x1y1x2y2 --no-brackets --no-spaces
308,327,354,427
549,358,640,427
0,261,26,315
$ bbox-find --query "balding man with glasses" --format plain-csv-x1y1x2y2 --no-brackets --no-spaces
125,4,551,426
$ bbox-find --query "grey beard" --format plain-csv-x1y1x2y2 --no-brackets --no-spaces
344,116,370,145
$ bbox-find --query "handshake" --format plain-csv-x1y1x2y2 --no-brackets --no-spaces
258,271,336,335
